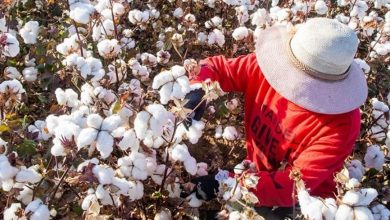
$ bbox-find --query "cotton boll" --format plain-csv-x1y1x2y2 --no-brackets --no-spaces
0,155,19,182
355,58,371,73
92,165,115,185
81,191,98,211
25,199,50,220
371,98,389,112
184,156,197,175
117,129,139,151
146,157,157,176
335,204,354,220
152,165,167,185
356,188,378,206
86,114,103,129
171,144,191,161
173,7,184,18
4,67,21,79
69,5,94,24
128,180,144,201
15,184,33,205
19,21,40,44
315,0,328,15
342,190,361,206
97,39,121,58
371,204,390,220
232,27,249,41
15,166,42,184
322,198,337,220
208,29,225,47
96,131,114,159
346,178,361,190
354,207,374,220
197,162,208,176
134,111,151,140
101,114,121,131
3,203,25,220
2,33,20,57
77,128,98,149
346,160,365,182
187,193,203,207
223,126,238,141
22,67,38,82
251,8,268,26
364,145,385,170
155,208,172,220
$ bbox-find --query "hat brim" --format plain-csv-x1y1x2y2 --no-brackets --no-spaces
255,25,368,114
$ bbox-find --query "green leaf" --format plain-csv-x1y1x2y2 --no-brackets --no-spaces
17,139,37,157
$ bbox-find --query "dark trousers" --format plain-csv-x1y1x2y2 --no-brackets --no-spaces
255,206,300,220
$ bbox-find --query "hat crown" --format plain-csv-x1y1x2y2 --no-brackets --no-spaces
290,18,359,75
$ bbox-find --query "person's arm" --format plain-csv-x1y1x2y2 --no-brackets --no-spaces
191,53,256,93
251,110,361,207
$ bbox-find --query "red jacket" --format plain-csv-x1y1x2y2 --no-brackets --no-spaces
192,53,360,207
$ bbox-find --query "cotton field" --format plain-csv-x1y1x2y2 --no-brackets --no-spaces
0,0,389,219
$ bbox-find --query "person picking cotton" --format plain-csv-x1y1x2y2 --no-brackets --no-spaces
181,18,368,219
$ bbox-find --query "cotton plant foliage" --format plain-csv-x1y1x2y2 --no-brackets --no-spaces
0,0,389,219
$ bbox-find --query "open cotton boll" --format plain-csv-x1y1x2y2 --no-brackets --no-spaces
4,67,21,79
15,166,42,184
232,27,249,41
346,178,361,189
101,114,121,131
356,188,378,206
22,67,38,82
154,208,172,220
19,21,39,44
321,198,337,220
3,203,25,220
86,114,103,129
81,189,98,211
128,180,144,201
92,164,115,185
0,155,19,182
15,183,33,205
96,131,114,159
251,8,268,26
298,188,323,220
371,204,390,220
371,98,389,112
354,207,374,220
134,111,151,140
223,126,239,141
146,157,157,176
342,190,361,206
346,159,366,181
215,125,223,139
171,144,191,161
335,204,354,220
208,29,225,47
97,39,121,58
184,156,198,175
315,0,328,15
128,9,150,25
364,145,385,170
116,129,139,151
76,127,98,150
187,193,203,207
56,34,80,56
1,33,20,57
69,3,95,24
25,199,50,220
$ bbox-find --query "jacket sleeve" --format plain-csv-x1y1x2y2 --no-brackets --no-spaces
191,53,256,93
250,110,361,207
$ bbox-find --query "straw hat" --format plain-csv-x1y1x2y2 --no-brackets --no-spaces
255,18,368,114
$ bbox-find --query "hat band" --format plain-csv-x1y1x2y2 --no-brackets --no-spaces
286,36,350,81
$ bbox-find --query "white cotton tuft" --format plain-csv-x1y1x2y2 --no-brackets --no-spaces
171,144,190,161
25,199,50,220
208,29,225,47
335,204,354,220
92,165,115,185
215,125,223,138
223,126,238,140
96,131,114,159
184,156,197,175
87,114,103,129
76,127,98,150
1,33,20,57
251,8,268,26
315,0,328,15
364,145,385,170
3,203,24,220
371,98,389,112
353,206,374,220
134,111,151,140
187,193,203,207
154,209,172,220
19,21,40,44
347,159,365,181
97,39,121,58
232,27,249,41
101,114,121,131
22,67,38,82
15,166,42,184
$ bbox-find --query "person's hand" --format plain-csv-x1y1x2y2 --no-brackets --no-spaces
183,88,206,129
180,174,220,201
